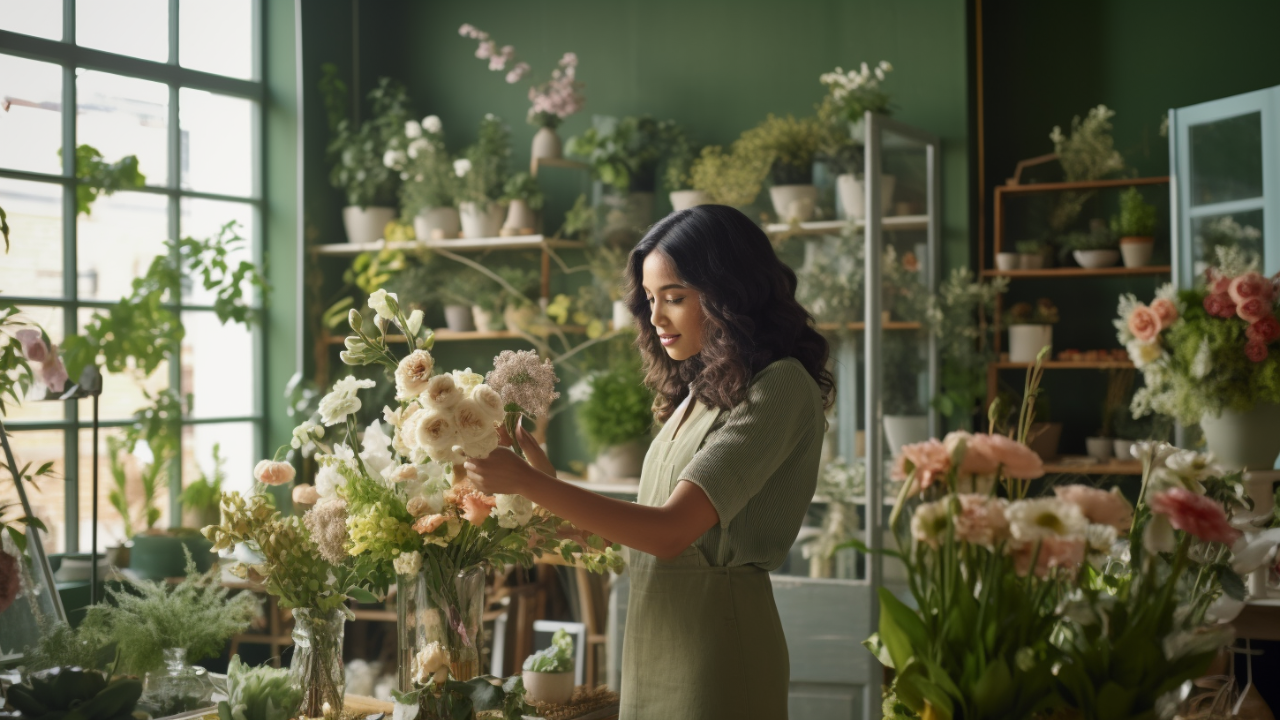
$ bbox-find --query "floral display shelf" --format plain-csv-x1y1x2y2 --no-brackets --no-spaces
764,214,929,238
311,235,586,256
982,265,1172,279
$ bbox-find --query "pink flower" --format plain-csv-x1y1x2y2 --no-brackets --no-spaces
1246,340,1269,363
1247,316,1280,344
953,495,1010,547
1149,487,1242,546
1127,304,1161,343
1237,297,1271,324
1203,293,1236,319
458,490,497,526
944,431,1000,476
1053,485,1133,533
254,459,296,486
40,347,68,393
292,484,320,505
985,434,1045,480
892,439,950,495
0,548,18,614
488,45,514,71
412,513,448,535
505,62,530,84
15,329,48,363
1012,536,1086,578
1150,298,1178,330
1208,270,1232,296
1228,272,1274,305
475,40,495,59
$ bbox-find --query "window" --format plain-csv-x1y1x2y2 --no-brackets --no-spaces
0,0,264,553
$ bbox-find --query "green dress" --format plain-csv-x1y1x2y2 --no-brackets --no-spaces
620,358,826,720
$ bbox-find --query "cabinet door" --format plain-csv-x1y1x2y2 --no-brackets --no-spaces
1170,86,1280,285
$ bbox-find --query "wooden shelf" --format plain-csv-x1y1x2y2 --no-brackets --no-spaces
993,360,1134,370
531,156,589,175
322,327,589,345
983,265,1171,278
816,321,924,331
1041,460,1143,475
765,214,929,237
998,175,1170,195
312,235,586,256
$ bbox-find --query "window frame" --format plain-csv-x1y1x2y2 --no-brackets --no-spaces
0,0,266,551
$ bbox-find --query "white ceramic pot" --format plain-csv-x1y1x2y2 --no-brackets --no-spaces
342,206,396,245
595,439,646,480
996,253,1019,271
669,189,709,212
1008,325,1053,364
1085,437,1114,461
1120,237,1154,268
523,670,574,705
443,304,475,332
472,306,494,332
1240,472,1279,522
502,198,538,235
769,184,819,223
413,206,460,241
1113,439,1135,461
835,173,896,219
458,201,505,239
1019,253,1044,270
1073,249,1121,269
848,118,867,144
612,299,633,332
531,126,562,161
600,190,656,236
884,415,930,456
1200,403,1280,471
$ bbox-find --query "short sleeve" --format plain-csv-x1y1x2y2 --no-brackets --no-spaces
680,361,817,528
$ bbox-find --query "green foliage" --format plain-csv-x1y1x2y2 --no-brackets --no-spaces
396,122,457,218
1048,105,1128,232
217,656,303,720
689,142,771,207
566,115,685,192
1060,223,1118,252
456,114,511,206
343,248,408,296
23,622,115,673
58,144,146,216
321,69,413,207
1,204,10,251
1015,239,1044,255
737,114,826,185
556,193,594,240
501,171,544,211
436,267,495,307
523,629,574,673
662,133,700,192
0,303,35,415
78,548,258,676
1110,187,1158,237
7,668,142,720
575,361,654,453
180,443,226,512
928,269,1007,428
1009,298,1060,325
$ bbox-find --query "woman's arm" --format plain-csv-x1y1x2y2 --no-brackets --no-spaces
463,427,718,560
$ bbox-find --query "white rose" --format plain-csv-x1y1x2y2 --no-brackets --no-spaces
460,428,499,460
422,115,442,133
393,551,422,576
450,368,484,394
414,408,460,454
453,158,472,177
454,398,497,444
407,137,429,159
423,373,463,409
491,494,534,529
318,392,362,426
383,149,406,169
395,349,435,400
404,120,422,139
471,384,506,422
368,289,399,321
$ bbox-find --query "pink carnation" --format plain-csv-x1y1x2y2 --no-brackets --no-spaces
953,495,1010,547
254,459,296,486
15,329,48,363
1150,298,1178,330
1228,272,1274,305
1012,536,1085,578
1149,487,1242,546
457,489,497,526
1127,305,1161,343
412,513,448,535
944,431,1000,476
1053,485,1132,533
892,439,950,495
984,434,1045,480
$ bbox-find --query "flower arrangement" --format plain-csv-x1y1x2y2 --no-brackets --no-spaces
565,115,685,193
818,61,894,125
737,114,827,186
386,114,458,220
457,24,583,129
454,114,512,208
1117,246,1280,424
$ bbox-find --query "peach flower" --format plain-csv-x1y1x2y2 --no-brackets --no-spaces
953,495,1010,548
254,459,296,486
292,483,320,505
1149,487,1242,546
1150,298,1178,330
1127,305,1161,343
412,513,448,535
944,431,1000,476
985,434,1045,480
456,489,497,525
1228,272,1274,305
892,439,951,495
1054,485,1133,533
1012,536,1086,578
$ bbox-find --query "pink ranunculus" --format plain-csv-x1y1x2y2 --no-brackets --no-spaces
14,329,49,363
953,495,1010,548
412,513,448,535
1012,536,1086,578
1228,272,1274,305
893,439,951,494
254,459,296,486
459,491,497,526
1149,487,1242,546
1203,293,1236,319
40,347,68,393
1128,305,1161,343
1053,485,1133,533
1246,340,1269,363
1237,297,1271,324
985,434,1045,480
1150,298,1179,330
944,431,1000,476
1247,316,1280,344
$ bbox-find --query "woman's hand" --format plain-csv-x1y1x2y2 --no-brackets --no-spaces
497,424,556,477
464,445,544,495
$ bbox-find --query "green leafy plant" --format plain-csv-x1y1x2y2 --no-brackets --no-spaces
7,667,142,720
566,115,684,192
180,442,226,516
689,143,771,208
1009,299,1060,325
58,144,146,216
501,171,545,211
1015,240,1044,255
319,66,413,208
523,629,574,673
455,114,511,207
106,434,163,539
1048,105,1128,232
217,655,303,720
1110,187,1158,238
662,134,701,192
738,114,826,185
395,116,457,219
556,193,594,240
575,361,654,454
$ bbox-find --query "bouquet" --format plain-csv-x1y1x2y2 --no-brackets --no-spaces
818,60,893,125
1116,246,1280,425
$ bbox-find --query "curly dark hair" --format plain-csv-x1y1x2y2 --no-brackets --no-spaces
624,204,835,422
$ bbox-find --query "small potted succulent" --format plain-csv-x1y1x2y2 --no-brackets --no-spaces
1016,239,1047,270
500,172,544,236
1062,219,1120,269
739,114,826,223
522,629,575,705
1111,187,1158,268
1007,299,1059,363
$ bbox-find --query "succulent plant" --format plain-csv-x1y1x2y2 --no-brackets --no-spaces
6,667,142,720
216,655,303,720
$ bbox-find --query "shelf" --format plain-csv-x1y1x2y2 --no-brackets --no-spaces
765,214,929,237
993,360,1134,370
531,157,589,175
312,235,586,256
322,327,591,345
997,176,1170,195
983,265,1171,278
816,321,923,332
1041,459,1143,475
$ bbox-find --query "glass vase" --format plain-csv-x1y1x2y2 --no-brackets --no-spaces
141,648,216,716
291,607,346,718
397,564,487,691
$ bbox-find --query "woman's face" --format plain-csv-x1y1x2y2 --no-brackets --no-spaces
642,251,704,361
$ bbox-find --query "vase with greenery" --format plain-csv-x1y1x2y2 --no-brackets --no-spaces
500,172,543,236
1061,219,1120,269
320,65,414,244
818,60,893,141
739,114,826,223
1111,187,1159,268
392,114,460,241
454,114,511,239
1007,298,1059,364
574,360,654,480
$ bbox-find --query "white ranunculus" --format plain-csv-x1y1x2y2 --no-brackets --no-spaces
450,368,484,394
422,115,442,134
470,383,506,423
491,494,534,529
453,158,472,177
414,408,460,454
368,288,399,320
455,398,497,444
423,373,463,409
404,120,423,139
395,349,435,400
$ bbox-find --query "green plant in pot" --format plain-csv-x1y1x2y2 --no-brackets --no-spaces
1015,239,1051,270
1111,186,1158,268
521,628,575,705
574,360,654,480
818,60,894,141
179,443,225,529
217,655,304,720
436,268,493,333
663,134,707,212
1006,298,1059,365
454,114,511,239
396,114,461,241
738,114,826,223
928,268,1008,430
688,142,771,211
1061,218,1120,269
500,171,544,236
567,115,684,243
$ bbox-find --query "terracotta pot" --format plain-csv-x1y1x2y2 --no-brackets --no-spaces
342,206,396,244
523,670,574,705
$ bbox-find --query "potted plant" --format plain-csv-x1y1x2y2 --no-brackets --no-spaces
522,628,576,705
1117,247,1280,469
436,269,490,332
454,114,511,239
575,361,654,481
1015,239,1047,270
500,172,544,236
1062,219,1120,269
567,115,684,238
927,269,1009,430
320,67,413,244
178,443,225,529
393,114,460,241
1111,186,1158,268
883,332,929,456
688,142,772,211
818,102,895,220
818,60,893,143
1007,298,1058,363
663,134,707,212
1086,368,1134,461
739,114,825,223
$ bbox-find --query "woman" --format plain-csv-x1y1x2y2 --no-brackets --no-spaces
465,204,833,719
